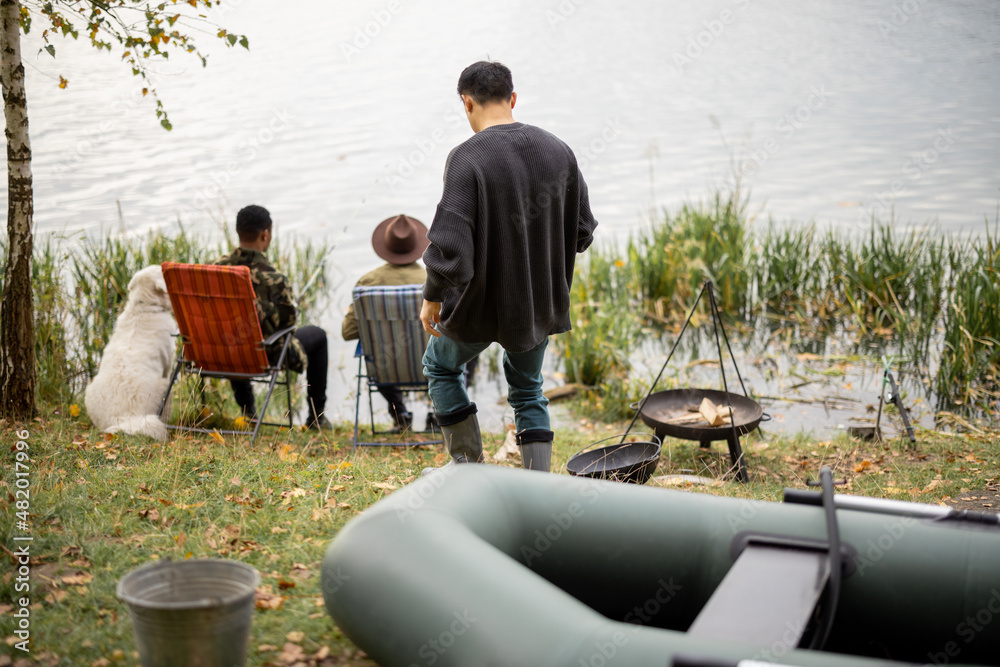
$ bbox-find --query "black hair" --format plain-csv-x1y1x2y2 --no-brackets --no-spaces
236,204,272,242
457,61,513,105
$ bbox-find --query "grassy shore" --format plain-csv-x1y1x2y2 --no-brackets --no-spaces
2,410,998,666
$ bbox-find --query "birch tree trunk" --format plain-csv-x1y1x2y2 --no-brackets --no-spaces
0,0,36,419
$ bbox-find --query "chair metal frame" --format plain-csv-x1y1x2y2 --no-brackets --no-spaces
158,262,296,445
352,284,442,448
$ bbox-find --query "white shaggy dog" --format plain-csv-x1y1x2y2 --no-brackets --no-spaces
85,265,175,440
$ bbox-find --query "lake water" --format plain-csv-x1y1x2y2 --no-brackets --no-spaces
5,0,1000,435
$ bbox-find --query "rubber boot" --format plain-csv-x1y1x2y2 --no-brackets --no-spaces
517,429,554,473
422,404,483,476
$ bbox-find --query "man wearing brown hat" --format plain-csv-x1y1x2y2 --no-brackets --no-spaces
342,214,430,432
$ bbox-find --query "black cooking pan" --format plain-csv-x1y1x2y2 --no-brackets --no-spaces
635,388,765,442
566,434,661,484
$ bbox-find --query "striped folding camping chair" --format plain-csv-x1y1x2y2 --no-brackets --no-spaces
352,285,442,448
158,262,295,444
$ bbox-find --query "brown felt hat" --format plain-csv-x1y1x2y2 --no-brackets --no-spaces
372,214,429,265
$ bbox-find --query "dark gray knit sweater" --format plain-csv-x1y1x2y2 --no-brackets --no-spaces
422,122,598,352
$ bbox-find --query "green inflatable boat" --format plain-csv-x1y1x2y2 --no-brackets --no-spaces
322,465,1000,667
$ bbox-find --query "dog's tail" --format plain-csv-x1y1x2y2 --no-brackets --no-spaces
108,414,169,441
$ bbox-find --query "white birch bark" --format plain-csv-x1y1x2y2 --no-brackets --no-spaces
0,0,36,418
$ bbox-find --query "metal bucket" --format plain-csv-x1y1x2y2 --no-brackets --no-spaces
117,559,260,667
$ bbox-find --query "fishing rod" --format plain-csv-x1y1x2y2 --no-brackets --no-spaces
881,355,916,445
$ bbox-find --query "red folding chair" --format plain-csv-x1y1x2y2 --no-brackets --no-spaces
158,262,295,444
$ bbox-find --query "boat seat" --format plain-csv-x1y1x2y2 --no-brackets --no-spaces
686,544,829,647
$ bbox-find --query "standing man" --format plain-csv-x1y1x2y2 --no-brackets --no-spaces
215,204,331,430
420,61,598,472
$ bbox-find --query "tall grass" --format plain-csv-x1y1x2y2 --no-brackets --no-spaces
555,246,638,387
5,228,330,408
629,190,750,318
747,222,951,342
833,224,948,341
556,190,1000,420
749,223,823,322
34,238,73,403
70,227,214,380
938,226,1000,409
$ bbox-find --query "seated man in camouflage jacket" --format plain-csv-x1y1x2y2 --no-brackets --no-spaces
215,204,330,430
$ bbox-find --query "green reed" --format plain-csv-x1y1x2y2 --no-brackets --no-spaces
748,223,825,323
553,246,639,387
33,238,73,404
579,372,653,423
7,228,330,409
628,189,750,318
938,225,1000,411
557,192,999,422
70,227,213,380
834,224,944,338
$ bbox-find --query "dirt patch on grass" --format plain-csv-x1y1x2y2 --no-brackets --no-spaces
946,479,1000,514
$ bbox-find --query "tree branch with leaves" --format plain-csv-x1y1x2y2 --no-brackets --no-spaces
20,0,249,129
0,0,249,420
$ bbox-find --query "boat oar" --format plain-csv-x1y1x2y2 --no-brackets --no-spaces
784,488,1000,525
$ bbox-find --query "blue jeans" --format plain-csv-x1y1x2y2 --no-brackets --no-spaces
422,336,550,433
